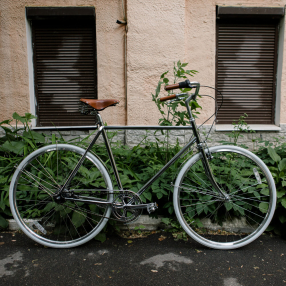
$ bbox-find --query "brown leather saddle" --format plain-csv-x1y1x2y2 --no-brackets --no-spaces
80,98,119,111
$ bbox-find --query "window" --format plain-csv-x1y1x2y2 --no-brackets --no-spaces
216,7,284,125
27,7,97,126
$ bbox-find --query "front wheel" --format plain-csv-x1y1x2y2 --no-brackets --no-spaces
173,145,276,250
9,144,113,248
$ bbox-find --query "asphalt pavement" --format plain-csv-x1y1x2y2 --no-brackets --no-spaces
0,231,285,286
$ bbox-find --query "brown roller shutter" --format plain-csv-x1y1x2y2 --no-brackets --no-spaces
32,18,97,126
216,20,278,124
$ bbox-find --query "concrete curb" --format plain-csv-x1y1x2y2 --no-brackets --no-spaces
8,215,164,232
8,216,254,232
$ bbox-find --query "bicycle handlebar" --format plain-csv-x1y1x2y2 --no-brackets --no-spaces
164,79,191,91
160,80,200,102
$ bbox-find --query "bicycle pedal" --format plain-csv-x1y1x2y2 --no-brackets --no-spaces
147,202,158,214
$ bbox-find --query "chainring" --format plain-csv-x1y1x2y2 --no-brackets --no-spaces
112,190,143,224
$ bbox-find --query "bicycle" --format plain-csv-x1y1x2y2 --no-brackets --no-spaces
9,80,276,250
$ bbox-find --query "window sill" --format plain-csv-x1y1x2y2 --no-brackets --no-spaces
31,126,98,131
215,124,281,132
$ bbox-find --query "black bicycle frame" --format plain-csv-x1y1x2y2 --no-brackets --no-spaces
60,87,227,201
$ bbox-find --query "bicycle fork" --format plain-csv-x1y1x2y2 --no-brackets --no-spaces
185,89,229,202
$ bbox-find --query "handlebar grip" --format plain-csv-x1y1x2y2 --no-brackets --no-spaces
164,79,190,91
164,83,180,91
159,94,176,102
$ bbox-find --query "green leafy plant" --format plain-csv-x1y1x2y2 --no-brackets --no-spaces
0,112,47,228
151,61,200,164
151,60,201,126
161,217,188,241
134,225,145,234
220,113,255,148
0,114,187,229
1,111,285,240
255,143,286,235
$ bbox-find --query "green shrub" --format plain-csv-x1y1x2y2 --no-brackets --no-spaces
1,114,285,237
0,114,191,229
255,141,286,235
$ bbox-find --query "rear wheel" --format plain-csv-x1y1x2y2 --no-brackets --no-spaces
9,144,112,248
173,145,276,250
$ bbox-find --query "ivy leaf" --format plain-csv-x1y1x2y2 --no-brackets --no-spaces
0,214,8,229
279,215,286,224
163,202,172,208
224,202,232,211
163,78,169,84
13,112,26,124
259,202,269,213
95,233,106,243
0,119,12,125
278,158,286,171
253,191,260,199
143,192,152,202
161,218,170,225
168,206,174,214
24,113,37,121
281,198,286,209
22,131,45,143
276,190,286,198
160,71,169,79
156,192,163,199
2,141,25,155
267,146,281,163
155,81,163,97
72,211,86,228
266,225,275,231
195,219,204,228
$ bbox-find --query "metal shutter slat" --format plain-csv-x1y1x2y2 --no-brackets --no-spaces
216,21,277,124
33,19,97,126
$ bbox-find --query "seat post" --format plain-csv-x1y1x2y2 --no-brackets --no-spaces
96,112,104,127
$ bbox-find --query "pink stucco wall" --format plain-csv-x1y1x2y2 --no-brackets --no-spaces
126,0,286,125
0,0,285,126
0,0,126,125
